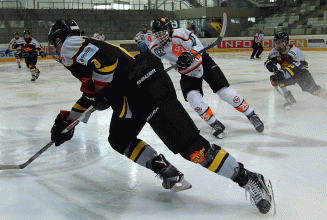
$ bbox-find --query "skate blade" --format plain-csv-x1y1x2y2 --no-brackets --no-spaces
171,179,192,192
265,179,276,216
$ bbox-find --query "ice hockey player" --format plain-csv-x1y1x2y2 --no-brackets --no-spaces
48,19,274,215
93,28,105,41
264,32,327,109
134,24,152,53
251,27,264,60
150,17,264,138
16,29,46,81
5,32,22,68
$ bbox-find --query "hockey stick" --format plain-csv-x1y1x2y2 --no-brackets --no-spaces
164,12,227,72
0,106,95,170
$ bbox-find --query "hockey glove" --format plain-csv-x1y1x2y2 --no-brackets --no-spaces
270,70,285,87
51,111,75,146
92,95,111,111
176,51,194,70
40,51,46,58
5,49,10,54
139,42,148,53
264,59,278,73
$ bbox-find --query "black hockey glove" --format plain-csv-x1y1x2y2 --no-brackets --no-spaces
270,70,285,87
40,51,46,58
5,49,10,54
92,95,112,111
176,51,194,70
264,59,278,73
51,110,75,146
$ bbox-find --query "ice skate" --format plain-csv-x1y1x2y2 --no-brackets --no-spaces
256,56,261,59
210,120,228,139
147,154,192,192
283,91,296,110
234,163,275,215
250,56,255,60
35,68,40,79
18,63,21,68
31,75,36,82
246,111,264,133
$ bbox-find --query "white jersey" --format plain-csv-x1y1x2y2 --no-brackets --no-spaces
268,45,307,70
7,37,20,50
93,33,105,41
150,28,204,78
134,30,152,47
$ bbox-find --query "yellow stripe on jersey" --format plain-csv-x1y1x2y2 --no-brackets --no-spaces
97,59,118,73
107,43,134,59
129,140,147,161
119,96,127,118
72,103,88,111
208,148,227,172
284,67,295,76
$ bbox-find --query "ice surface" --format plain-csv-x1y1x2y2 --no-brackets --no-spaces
0,51,326,220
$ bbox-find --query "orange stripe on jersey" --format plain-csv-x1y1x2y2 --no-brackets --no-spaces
172,32,192,41
180,60,202,74
150,44,158,50
191,49,201,60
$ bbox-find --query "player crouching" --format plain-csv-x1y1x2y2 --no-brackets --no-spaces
265,32,327,109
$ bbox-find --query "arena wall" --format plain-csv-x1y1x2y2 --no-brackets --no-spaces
1,35,327,62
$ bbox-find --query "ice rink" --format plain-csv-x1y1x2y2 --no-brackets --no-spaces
0,50,326,220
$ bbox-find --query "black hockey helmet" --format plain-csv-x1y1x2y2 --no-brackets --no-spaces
23,29,30,35
152,17,173,47
274,32,289,44
152,17,172,34
48,19,81,48
14,32,19,36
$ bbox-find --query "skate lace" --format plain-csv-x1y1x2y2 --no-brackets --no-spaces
244,178,264,206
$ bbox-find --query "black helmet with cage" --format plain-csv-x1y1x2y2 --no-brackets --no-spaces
14,32,19,39
273,32,289,45
48,19,81,62
152,17,173,47
48,19,81,49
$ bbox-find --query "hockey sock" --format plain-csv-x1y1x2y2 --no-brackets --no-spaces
198,144,240,179
216,86,253,116
187,90,217,125
123,139,158,168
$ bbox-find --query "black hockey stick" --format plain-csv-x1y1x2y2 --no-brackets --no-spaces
164,12,227,72
0,106,95,170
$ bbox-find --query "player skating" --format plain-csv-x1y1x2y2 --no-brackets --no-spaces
134,24,152,53
5,32,22,68
47,19,274,214
264,32,327,109
93,28,105,41
16,30,46,81
251,27,264,60
150,17,264,138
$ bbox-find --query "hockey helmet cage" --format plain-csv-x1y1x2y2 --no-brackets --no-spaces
48,19,81,48
152,17,173,47
274,32,289,44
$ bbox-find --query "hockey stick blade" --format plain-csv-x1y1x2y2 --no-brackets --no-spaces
171,179,192,192
164,12,227,72
0,106,95,170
